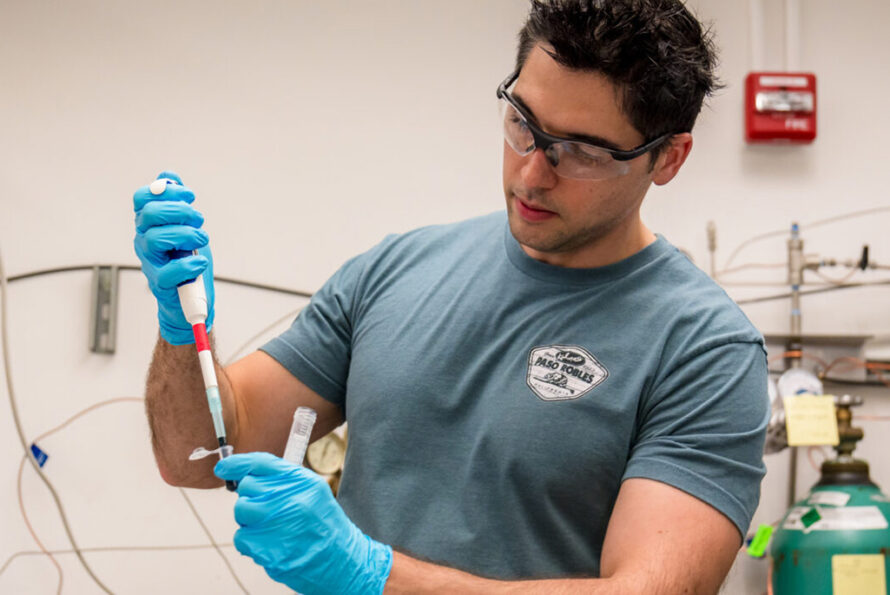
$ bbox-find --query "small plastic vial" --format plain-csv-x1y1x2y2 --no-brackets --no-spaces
282,407,317,465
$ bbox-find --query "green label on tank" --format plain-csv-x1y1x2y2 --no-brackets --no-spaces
801,508,822,528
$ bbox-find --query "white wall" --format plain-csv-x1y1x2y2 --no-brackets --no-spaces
650,0,890,341
1,1,889,593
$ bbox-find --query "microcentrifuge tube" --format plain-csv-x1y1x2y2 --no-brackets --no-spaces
283,407,316,465
188,444,234,461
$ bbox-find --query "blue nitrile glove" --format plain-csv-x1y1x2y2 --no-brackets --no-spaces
215,452,393,595
133,171,215,345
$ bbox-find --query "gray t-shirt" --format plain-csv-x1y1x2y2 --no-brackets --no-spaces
261,211,769,579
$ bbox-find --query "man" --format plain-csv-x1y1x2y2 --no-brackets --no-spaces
133,1,769,593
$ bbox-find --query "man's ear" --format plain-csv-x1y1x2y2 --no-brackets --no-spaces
652,133,693,186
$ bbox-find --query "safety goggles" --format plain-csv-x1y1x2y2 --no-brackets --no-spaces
496,71,671,180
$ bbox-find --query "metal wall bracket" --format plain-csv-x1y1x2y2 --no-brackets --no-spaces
89,265,118,354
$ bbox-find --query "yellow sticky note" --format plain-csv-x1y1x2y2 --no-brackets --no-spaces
783,394,839,446
832,554,886,595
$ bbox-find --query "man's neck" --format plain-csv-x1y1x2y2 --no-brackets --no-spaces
520,223,657,269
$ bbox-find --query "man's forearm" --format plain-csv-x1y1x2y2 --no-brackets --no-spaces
144,334,237,488
384,552,625,595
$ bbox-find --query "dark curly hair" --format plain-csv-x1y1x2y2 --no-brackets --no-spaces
516,0,721,151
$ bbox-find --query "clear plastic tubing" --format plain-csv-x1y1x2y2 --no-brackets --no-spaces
283,407,317,466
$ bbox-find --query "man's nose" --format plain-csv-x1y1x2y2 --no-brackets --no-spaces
520,147,559,190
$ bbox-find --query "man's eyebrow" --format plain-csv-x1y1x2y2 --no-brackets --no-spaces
511,90,624,151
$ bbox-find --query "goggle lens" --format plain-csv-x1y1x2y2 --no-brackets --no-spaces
499,99,631,180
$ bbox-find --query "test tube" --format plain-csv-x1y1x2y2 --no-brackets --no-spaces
283,407,317,466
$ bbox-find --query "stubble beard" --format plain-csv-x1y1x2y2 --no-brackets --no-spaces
507,201,622,258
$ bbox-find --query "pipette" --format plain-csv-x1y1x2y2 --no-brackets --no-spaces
150,178,237,491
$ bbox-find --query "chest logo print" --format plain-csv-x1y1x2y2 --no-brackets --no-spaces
527,345,608,401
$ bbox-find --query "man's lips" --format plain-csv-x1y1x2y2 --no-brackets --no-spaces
514,195,556,222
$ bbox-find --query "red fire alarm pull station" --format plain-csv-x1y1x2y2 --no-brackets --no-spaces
745,72,817,143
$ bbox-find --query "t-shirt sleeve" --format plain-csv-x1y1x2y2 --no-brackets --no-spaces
259,250,375,407
622,340,769,539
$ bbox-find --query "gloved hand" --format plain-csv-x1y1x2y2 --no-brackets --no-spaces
133,171,215,345
215,452,393,595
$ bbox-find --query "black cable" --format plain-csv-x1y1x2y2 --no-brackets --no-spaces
7,264,313,299
7,265,105,282
215,274,312,299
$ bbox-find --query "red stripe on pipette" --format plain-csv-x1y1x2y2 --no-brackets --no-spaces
192,323,210,352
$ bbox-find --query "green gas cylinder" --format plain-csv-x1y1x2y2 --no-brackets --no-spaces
770,395,890,594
